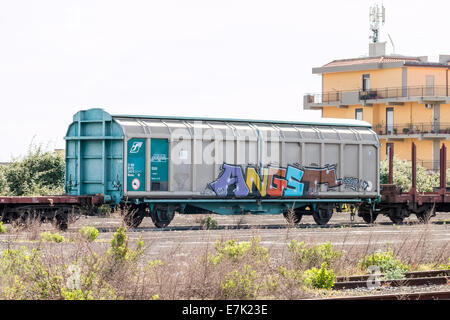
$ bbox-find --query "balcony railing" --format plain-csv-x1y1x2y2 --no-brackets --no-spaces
375,122,450,136
360,85,450,100
305,92,341,104
416,159,450,172
305,85,450,105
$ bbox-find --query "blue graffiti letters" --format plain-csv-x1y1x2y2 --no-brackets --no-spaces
210,164,249,196
283,166,305,196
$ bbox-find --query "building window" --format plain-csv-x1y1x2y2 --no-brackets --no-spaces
426,75,435,95
362,74,370,91
386,107,394,134
386,143,393,155
355,108,363,121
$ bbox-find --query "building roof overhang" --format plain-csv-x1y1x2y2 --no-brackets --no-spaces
313,56,450,74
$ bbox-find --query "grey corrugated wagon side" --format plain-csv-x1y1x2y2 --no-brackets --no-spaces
65,108,380,227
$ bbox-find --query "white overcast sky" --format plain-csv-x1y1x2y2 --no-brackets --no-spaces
1,0,449,161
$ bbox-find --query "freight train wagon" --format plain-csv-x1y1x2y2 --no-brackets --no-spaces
65,108,380,227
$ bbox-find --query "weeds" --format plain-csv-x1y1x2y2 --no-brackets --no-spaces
0,247,63,299
201,215,218,230
302,263,336,290
108,226,144,263
220,265,259,299
40,231,65,243
95,205,111,216
0,222,7,233
79,227,99,242
276,267,305,298
210,237,269,265
0,220,447,300
358,248,409,280
438,257,450,270
287,240,343,270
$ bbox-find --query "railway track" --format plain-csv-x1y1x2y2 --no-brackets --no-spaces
322,290,450,300
79,218,450,234
333,269,449,290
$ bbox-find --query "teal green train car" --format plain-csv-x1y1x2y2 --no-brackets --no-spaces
65,108,380,228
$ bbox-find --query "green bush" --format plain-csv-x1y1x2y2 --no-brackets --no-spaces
79,227,99,242
220,265,259,299
380,156,441,192
201,215,218,230
40,232,65,243
302,263,336,290
108,227,144,262
0,166,9,195
61,288,94,300
0,232,150,300
0,247,63,299
95,205,111,216
278,266,304,289
210,237,269,265
288,240,342,270
0,222,7,233
262,267,309,299
0,143,64,196
358,248,409,280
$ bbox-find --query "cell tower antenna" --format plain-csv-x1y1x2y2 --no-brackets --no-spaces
388,33,395,54
369,3,385,43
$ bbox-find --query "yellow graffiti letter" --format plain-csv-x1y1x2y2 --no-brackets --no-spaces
246,167,268,196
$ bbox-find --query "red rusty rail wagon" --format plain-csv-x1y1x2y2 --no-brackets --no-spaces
0,195,103,230
360,143,450,224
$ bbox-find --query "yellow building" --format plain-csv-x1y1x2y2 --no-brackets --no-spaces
304,42,450,170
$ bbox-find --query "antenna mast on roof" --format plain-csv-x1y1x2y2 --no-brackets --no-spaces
369,3,385,43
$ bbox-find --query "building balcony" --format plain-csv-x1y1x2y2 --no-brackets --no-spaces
304,85,450,109
375,122,450,139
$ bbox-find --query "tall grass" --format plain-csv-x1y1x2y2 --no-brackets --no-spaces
0,221,447,300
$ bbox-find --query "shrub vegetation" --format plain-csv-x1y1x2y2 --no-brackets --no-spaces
379,156,450,192
0,143,64,196
201,215,218,230
302,263,336,289
79,227,99,242
40,232,65,243
358,248,410,280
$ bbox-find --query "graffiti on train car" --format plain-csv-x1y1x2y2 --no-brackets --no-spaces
209,163,343,197
342,177,373,192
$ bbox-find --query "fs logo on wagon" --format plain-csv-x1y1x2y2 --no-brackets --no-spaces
130,141,143,153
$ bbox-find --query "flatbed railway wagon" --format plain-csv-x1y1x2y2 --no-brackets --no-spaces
62,108,379,228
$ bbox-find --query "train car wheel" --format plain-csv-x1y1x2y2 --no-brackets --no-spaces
415,205,435,224
55,216,69,231
357,203,377,224
389,216,404,224
312,205,333,225
360,211,378,224
124,208,145,228
388,207,406,224
151,205,175,228
282,209,303,224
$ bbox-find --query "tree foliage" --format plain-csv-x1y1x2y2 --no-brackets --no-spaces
0,143,64,196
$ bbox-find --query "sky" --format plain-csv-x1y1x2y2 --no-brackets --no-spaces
1,0,450,161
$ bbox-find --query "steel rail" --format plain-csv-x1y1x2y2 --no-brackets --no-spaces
320,290,450,300
333,276,449,290
336,269,450,283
